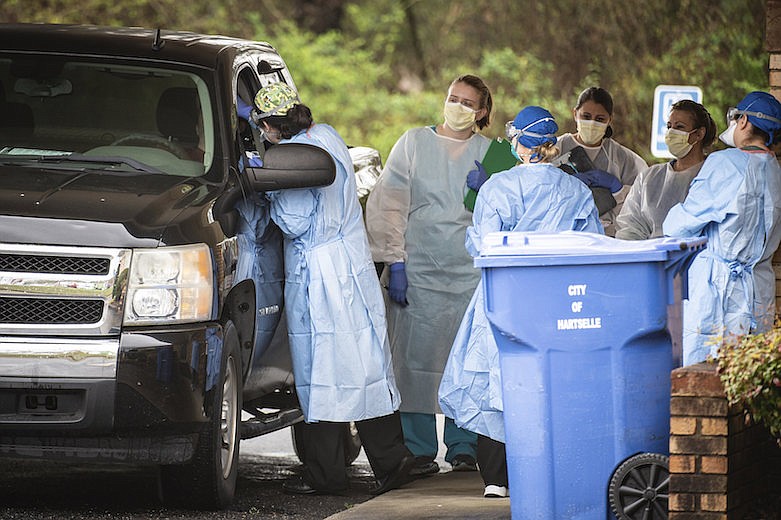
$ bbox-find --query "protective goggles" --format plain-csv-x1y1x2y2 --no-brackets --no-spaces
505,118,556,141
726,106,781,127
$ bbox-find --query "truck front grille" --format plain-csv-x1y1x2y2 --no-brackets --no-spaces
0,244,131,335
0,297,104,324
0,254,110,275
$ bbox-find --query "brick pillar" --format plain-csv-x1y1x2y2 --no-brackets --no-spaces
669,362,781,518
769,0,781,313
669,363,728,519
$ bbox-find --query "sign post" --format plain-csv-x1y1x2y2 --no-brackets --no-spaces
651,85,702,159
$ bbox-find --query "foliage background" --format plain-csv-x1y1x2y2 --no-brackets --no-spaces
1,0,768,162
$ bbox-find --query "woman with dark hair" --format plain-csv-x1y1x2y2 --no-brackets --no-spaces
616,99,717,240
252,82,414,495
365,74,494,476
557,86,648,236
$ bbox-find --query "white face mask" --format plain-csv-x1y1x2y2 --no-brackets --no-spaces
719,120,737,147
664,128,696,159
576,119,608,145
443,101,477,132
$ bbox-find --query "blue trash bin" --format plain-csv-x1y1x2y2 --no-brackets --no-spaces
476,231,705,520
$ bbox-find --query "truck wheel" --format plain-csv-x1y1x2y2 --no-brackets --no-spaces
608,452,669,520
291,420,362,466
160,321,243,509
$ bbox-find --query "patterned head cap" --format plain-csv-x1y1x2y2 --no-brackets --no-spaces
253,83,301,119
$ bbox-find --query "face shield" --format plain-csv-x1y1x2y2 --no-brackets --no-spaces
504,118,556,142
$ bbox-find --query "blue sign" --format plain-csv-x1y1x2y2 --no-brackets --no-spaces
651,85,702,158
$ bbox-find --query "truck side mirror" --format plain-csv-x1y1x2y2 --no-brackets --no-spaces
213,143,336,237
246,142,336,191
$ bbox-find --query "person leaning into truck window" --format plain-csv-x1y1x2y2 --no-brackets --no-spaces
250,82,415,496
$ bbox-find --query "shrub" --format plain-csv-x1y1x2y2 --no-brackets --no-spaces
717,326,781,443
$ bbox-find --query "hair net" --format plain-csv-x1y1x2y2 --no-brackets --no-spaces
507,106,558,149
253,82,301,119
736,91,781,137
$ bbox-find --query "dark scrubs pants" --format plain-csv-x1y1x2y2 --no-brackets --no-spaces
477,434,508,487
299,410,412,491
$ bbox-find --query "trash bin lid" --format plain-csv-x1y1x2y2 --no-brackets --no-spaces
475,231,707,267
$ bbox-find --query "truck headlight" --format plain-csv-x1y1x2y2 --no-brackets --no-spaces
124,244,214,325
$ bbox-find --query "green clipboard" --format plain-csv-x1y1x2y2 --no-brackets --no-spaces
464,137,517,211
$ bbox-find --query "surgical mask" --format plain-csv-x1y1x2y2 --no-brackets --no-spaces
260,126,281,142
443,101,477,132
664,128,696,159
576,119,608,146
510,140,522,162
719,120,737,147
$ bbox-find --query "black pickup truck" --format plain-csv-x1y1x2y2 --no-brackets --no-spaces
0,23,338,509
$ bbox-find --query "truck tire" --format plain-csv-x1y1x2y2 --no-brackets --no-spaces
160,321,243,509
291,420,362,466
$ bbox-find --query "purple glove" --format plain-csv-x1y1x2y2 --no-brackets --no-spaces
466,160,489,191
388,262,408,307
573,169,623,193
236,96,254,122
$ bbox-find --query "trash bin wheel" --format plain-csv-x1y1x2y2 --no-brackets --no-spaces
608,452,669,520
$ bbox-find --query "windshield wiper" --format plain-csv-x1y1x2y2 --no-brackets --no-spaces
39,153,164,174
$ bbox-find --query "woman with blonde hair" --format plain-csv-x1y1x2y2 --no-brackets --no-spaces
366,74,494,475
439,105,603,498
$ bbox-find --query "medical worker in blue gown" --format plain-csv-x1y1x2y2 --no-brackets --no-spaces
663,91,781,366
439,106,603,498
250,83,414,495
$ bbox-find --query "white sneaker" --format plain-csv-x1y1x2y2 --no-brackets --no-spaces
483,485,509,498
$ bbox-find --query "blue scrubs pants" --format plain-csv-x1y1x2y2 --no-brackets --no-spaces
400,412,477,463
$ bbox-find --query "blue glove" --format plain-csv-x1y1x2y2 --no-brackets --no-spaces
236,96,254,122
466,160,489,191
573,169,623,193
388,262,408,307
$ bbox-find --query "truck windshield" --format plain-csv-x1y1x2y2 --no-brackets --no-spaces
0,56,213,177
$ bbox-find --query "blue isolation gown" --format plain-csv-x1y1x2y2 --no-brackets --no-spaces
439,162,603,441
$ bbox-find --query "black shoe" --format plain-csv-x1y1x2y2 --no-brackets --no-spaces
371,454,415,495
408,456,440,477
282,475,348,496
450,454,477,472
282,475,318,495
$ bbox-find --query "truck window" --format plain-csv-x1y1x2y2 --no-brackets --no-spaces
0,56,214,177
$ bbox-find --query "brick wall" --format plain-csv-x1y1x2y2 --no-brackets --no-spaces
669,363,781,519
769,0,781,312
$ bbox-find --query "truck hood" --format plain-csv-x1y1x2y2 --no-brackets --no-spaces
0,165,221,248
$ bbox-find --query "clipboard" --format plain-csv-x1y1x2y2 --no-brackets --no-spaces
464,137,517,211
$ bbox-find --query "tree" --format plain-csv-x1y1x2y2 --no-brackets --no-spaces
0,0,768,161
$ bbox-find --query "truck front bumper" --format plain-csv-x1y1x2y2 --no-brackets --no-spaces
0,323,223,463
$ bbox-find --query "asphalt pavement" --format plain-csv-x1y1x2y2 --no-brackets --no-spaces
247,415,511,520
